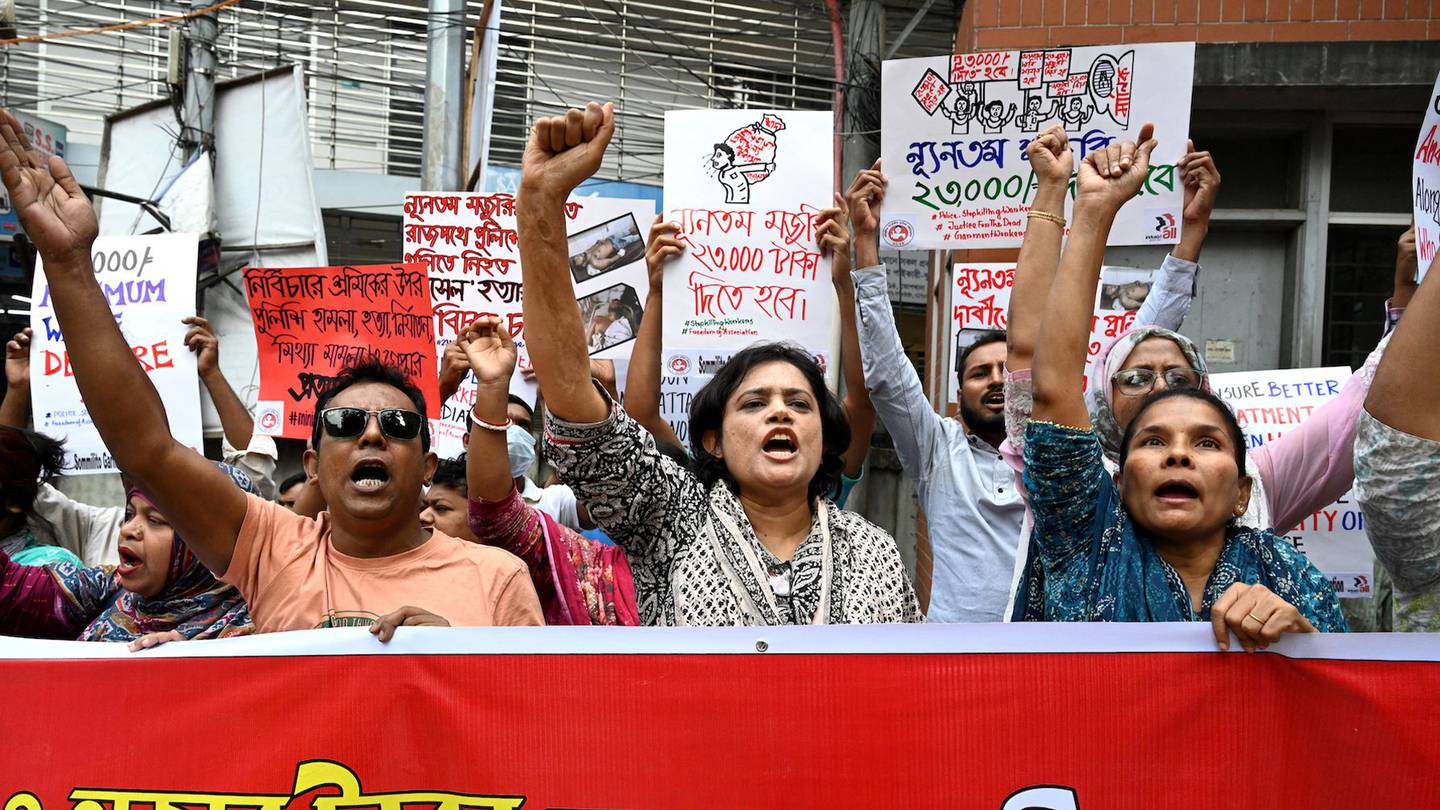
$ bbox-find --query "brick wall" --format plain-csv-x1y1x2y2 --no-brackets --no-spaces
955,0,1439,51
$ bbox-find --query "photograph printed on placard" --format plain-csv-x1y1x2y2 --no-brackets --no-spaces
579,282,644,354
568,213,646,284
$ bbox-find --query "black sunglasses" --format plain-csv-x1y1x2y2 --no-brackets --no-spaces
318,407,425,442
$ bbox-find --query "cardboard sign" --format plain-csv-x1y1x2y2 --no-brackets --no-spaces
1211,366,1374,597
881,42,1194,249
947,262,1156,403
243,263,439,441
30,234,203,474
2,625,1438,808
402,193,654,458
661,110,835,380
1412,69,1440,281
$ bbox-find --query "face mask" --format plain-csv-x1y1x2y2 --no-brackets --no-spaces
507,423,536,479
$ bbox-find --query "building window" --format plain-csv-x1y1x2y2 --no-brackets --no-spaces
1323,225,1405,369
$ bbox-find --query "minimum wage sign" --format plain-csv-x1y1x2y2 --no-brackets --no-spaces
30,234,203,474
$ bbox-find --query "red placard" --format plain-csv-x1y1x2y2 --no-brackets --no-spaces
243,263,439,439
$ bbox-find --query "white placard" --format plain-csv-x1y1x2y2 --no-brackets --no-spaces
881,42,1194,250
403,192,655,458
661,110,835,378
30,234,203,474
1210,367,1374,598
947,262,1155,403
1412,69,1440,281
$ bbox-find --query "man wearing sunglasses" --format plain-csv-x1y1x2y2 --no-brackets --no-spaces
0,110,543,637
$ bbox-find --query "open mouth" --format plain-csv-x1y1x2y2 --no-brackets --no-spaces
762,430,798,460
350,459,392,492
1154,480,1200,503
116,545,144,577
982,390,1005,410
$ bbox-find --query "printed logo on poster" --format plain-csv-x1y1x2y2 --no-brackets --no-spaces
881,217,916,248
1145,209,1178,242
668,354,692,374
255,401,284,436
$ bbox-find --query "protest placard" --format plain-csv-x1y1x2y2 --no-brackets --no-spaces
1412,69,1440,280
30,234,203,474
661,110,835,381
1210,366,1373,598
947,262,1155,402
881,42,1194,250
243,263,439,441
403,192,654,458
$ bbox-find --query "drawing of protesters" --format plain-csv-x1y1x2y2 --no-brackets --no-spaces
977,100,1017,134
1058,96,1095,132
1016,94,1057,132
940,81,981,134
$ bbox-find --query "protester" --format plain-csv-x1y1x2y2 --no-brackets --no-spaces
276,472,307,511
621,216,687,449
1005,130,1392,622
0,322,282,565
448,341,599,533
183,315,280,499
460,316,639,625
0,424,81,566
0,462,257,649
419,457,478,543
1022,125,1344,643
1355,228,1440,632
844,135,1209,622
519,102,920,625
0,108,543,636
626,203,873,509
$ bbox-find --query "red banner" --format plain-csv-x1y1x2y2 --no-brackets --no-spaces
2,625,1437,808
242,263,439,439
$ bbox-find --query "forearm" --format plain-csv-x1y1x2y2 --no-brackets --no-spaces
0,382,29,428
517,190,608,423
1032,205,1114,425
42,258,179,479
835,278,874,475
466,382,514,501
1007,184,1067,371
1368,257,1440,438
1172,219,1208,264
622,290,679,443
202,368,255,452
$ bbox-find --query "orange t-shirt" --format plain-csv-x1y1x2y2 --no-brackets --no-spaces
223,495,543,631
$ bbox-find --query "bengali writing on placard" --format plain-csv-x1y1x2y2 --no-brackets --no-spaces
244,263,439,440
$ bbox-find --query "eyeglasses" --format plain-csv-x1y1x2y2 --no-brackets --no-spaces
1111,367,1201,397
318,408,425,442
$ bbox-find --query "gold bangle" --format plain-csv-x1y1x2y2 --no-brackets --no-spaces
1026,209,1066,228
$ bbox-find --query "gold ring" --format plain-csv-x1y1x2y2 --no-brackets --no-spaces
1246,612,1266,624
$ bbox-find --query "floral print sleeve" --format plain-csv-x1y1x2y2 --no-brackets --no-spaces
1022,421,1110,572
543,384,707,605
1354,409,1440,632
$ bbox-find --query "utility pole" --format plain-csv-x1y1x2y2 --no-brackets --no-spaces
422,0,466,191
178,7,219,159
842,0,884,184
